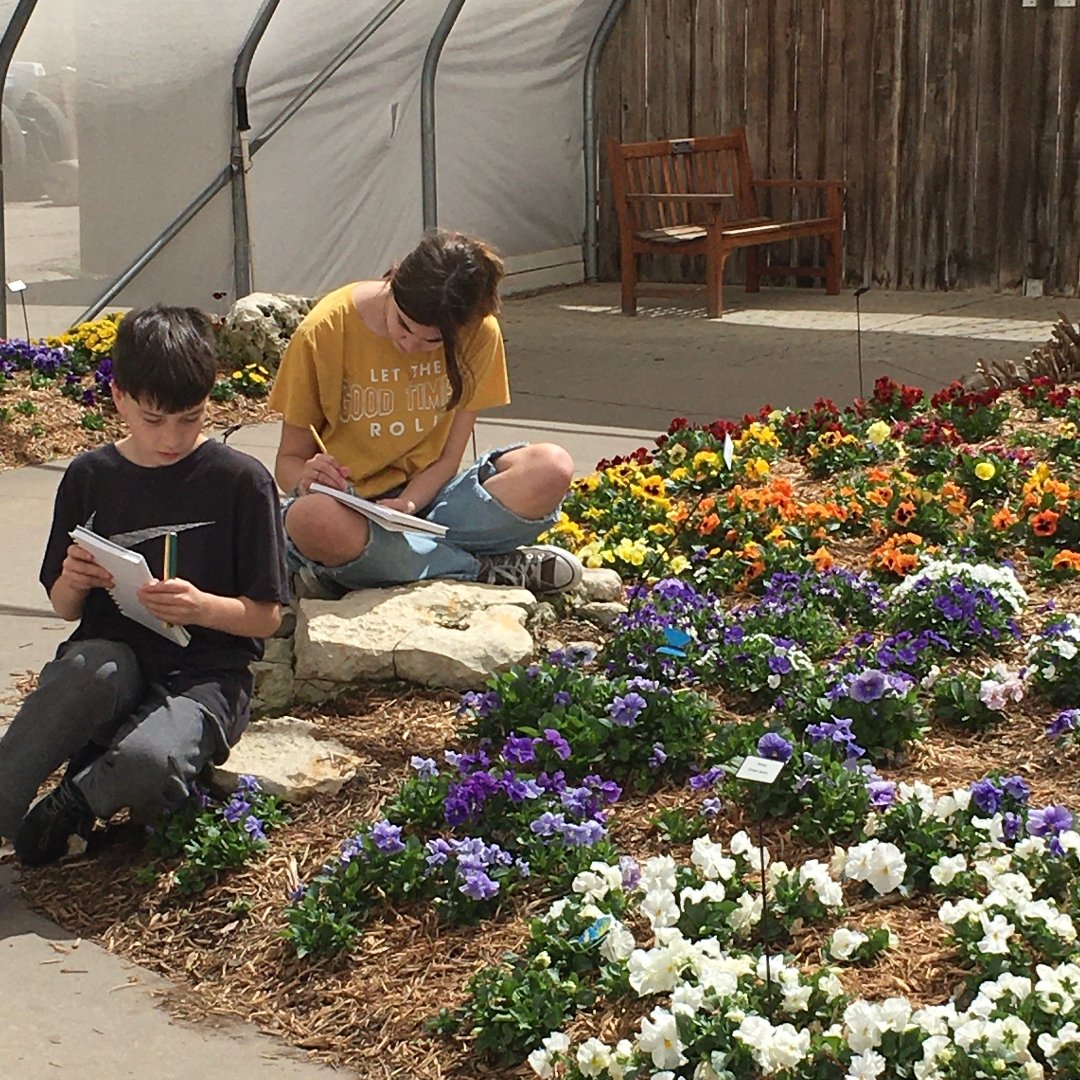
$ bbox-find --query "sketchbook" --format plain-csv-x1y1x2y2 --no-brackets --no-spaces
308,483,449,537
70,526,191,646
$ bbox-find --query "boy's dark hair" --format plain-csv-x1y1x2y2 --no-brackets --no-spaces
112,305,217,412
389,230,504,410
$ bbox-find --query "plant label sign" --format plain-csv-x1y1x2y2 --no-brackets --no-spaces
736,756,785,785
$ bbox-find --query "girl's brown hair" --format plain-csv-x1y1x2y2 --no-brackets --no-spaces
389,230,504,409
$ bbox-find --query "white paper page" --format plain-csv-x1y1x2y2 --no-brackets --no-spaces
71,527,191,646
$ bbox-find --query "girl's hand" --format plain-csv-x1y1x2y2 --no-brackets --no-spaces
138,578,206,626
60,542,113,593
295,452,351,496
377,495,417,514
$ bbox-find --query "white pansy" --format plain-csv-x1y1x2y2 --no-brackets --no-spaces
911,1003,955,1035
691,836,736,880
542,897,568,922
730,829,770,871
843,1000,883,1053
828,927,869,960
628,945,682,995
846,1049,888,1080
770,1023,811,1069
639,854,678,894
670,983,705,1016
781,980,813,1013
1038,1020,1080,1058
600,919,637,963
879,997,912,1032
680,880,727,909
819,970,847,1001
930,853,967,886
576,1038,613,1077
637,1006,686,1070
527,1031,571,1078
939,897,981,925
641,888,680,929
728,891,763,933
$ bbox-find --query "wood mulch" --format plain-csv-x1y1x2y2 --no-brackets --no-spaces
0,387,278,472
9,378,1080,1076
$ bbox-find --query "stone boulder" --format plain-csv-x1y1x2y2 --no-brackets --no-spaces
293,579,537,693
208,716,362,803
217,292,316,373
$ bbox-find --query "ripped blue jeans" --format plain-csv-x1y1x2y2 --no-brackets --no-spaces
284,443,560,592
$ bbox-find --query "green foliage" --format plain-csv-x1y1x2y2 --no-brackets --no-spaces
144,777,287,895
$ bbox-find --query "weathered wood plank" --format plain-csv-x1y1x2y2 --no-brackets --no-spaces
1050,7,1079,295
868,0,903,286
945,0,977,290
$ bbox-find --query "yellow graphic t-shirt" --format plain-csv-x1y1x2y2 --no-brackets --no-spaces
269,284,510,497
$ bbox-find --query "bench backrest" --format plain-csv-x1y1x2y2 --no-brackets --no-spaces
606,129,760,233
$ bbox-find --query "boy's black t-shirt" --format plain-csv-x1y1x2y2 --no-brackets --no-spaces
40,440,289,727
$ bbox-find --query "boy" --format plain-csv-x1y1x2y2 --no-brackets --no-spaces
0,305,289,866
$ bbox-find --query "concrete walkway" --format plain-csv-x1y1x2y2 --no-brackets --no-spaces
1,281,1076,1077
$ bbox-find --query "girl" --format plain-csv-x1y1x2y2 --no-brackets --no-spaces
269,230,582,599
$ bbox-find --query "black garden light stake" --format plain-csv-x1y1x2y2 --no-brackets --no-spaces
735,752,786,1018
6,279,29,341
854,285,871,400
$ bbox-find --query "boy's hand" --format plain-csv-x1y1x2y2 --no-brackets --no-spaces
138,578,206,626
60,542,113,593
296,452,351,495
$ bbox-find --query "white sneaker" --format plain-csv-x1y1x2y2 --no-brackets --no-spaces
475,545,583,594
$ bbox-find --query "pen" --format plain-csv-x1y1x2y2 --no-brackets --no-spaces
309,424,329,455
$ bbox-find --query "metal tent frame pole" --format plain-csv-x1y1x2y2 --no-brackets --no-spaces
0,0,41,339
75,0,408,327
421,0,467,231
231,0,282,302
583,0,626,282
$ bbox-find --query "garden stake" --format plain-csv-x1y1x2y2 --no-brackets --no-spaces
758,813,774,1018
854,285,871,400
735,752,785,1020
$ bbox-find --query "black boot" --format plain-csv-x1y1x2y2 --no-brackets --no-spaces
14,779,95,866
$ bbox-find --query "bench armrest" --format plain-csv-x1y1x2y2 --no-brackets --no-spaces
626,192,736,202
750,179,845,189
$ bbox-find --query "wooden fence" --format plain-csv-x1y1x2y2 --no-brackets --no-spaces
595,0,1080,295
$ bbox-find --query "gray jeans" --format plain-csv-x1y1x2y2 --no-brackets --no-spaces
0,639,230,839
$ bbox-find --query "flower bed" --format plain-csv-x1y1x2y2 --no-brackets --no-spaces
14,372,1080,1078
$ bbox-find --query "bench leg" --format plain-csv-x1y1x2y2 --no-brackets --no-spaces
620,246,638,315
825,228,842,295
745,247,761,293
706,240,728,318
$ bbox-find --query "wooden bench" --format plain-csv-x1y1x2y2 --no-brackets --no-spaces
606,129,844,317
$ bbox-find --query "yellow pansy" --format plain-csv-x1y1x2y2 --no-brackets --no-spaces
667,443,687,464
667,554,690,574
866,420,892,445
974,461,996,482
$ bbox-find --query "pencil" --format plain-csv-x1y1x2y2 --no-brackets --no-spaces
163,531,178,628
309,424,329,455
163,532,176,579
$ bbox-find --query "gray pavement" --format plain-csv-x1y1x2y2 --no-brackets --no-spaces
1,280,1077,1077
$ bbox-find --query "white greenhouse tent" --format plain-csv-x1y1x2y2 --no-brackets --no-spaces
0,0,623,338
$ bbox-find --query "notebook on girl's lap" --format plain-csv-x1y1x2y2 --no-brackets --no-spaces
308,483,449,537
